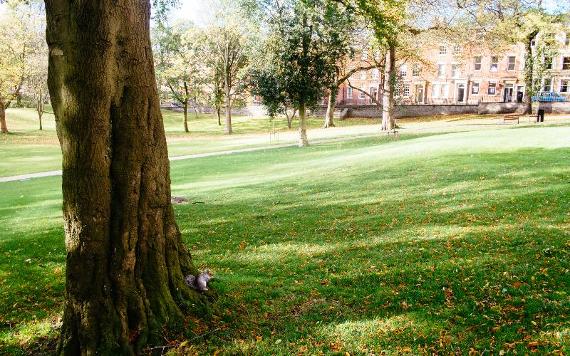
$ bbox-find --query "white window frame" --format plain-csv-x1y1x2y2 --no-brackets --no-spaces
452,64,460,78
471,82,480,95
347,87,353,99
399,65,407,78
488,81,497,95
507,56,516,71
432,84,440,98
359,90,366,99
412,65,421,77
403,84,410,97
438,64,446,78
442,84,449,98
490,56,498,72
439,45,447,55
542,78,552,92
563,57,570,70
474,56,482,71
560,79,569,93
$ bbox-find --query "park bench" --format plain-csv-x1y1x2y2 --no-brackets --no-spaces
503,114,520,124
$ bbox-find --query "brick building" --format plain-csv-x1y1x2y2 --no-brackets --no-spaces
335,30,570,107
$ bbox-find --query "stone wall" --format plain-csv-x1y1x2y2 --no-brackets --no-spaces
312,101,570,119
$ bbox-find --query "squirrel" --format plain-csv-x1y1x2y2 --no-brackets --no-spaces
185,270,212,291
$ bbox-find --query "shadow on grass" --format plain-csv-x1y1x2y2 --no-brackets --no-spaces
0,145,568,354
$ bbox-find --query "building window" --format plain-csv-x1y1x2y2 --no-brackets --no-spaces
474,56,482,71
490,56,498,71
403,84,410,97
347,87,353,99
442,84,449,97
432,84,440,98
452,64,460,78
372,68,379,79
453,45,461,54
412,64,421,76
563,57,570,70
508,56,516,71
439,45,447,55
542,78,552,92
359,90,366,99
561,79,569,93
544,57,553,70
472,82,480,95
488,82,497,95
438,64,445,77
399,65,407,78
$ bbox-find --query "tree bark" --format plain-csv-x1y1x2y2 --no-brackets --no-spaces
224,84,232,134
298,103,309,147
0,100,7,134
37,92,44,131
381,43,396,131
183,100,189,133
523,31,538,115
324,86,337,128
216,105,222,126
45,1,205,354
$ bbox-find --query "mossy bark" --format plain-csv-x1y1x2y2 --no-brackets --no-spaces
45,1,205,354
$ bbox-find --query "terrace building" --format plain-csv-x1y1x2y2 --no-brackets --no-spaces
335,29,570,107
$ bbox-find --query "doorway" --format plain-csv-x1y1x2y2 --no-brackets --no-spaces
504,85,514,102
516,86,524,103
457,84,465,103
415,85,424,104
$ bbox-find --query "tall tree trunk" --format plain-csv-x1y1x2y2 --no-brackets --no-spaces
37,92,44,131
298,103,309,147
216,105,222,126
45,1,205,354
224,83,232,135
0,100,7,134
324,86,338,128
381,43,396,131
523,31,538,115
183,100,189,133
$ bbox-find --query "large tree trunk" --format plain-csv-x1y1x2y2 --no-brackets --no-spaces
45,1,205,354
298,103,309,147
0,100,7,134
324,86,338,128
183,100,189,133
382,44,396,131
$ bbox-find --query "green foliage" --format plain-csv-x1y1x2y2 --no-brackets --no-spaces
252,0,352,113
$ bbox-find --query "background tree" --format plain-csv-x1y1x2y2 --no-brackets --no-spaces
253,0,346,146
203,25,249,135
0,2,44,133
160,23,205,133
44,0,208,353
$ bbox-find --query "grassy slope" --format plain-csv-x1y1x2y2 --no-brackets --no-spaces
0,126,569,354
0,108,375,177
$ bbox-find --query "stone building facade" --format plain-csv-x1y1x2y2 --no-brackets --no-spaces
335,30,570,107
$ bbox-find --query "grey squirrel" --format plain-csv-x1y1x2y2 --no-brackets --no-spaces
185,270,212,291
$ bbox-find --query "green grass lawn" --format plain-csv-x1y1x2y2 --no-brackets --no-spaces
0,108,376,177
1,125,569,354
